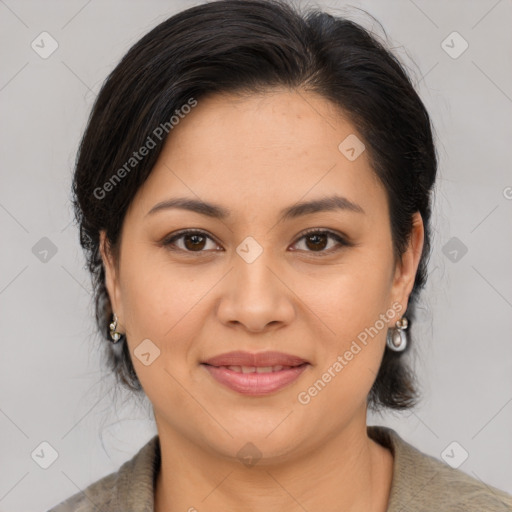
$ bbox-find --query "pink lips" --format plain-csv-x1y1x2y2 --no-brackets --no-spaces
201,351,309,396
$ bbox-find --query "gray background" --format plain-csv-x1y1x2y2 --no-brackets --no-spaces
1,0,511,510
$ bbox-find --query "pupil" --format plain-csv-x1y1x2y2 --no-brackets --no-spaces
185,234,205,250
307,233,327,251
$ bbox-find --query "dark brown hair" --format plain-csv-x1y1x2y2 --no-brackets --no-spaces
73,0,437,411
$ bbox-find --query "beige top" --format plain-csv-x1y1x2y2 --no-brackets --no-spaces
48,425,512,511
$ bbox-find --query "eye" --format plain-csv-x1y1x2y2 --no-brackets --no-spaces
290,228,349,256
162,229,220,253
161,228,350,255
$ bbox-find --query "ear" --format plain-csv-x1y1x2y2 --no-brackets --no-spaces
390,211,424,312
99,230,124,331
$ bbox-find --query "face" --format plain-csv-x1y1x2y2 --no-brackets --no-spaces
100,89,423,462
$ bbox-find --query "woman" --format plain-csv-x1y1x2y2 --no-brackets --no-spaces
48,0,512,510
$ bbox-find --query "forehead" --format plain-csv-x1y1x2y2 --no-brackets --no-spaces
167,89,355,161
129,89,387,223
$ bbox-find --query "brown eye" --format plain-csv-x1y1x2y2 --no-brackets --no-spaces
182,233,207,251
163,230,220,253
162,228,350,256
291,229,349,255
304,232,329,251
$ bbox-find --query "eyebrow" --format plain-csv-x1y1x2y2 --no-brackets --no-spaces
146,194,365,222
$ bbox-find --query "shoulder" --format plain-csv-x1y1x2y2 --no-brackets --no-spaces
46,435,160,512
46,471,118,512
368,425,512,512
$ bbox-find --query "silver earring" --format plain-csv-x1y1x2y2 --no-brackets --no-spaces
109,313,122,343
386,316,408,352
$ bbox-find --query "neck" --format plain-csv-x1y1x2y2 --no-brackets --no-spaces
154,410,393,512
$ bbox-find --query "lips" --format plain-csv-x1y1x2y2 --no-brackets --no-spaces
202,350,308,368
219,365,289,373
201,351,310,396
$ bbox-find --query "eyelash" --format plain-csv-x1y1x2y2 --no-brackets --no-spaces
161,228,351,257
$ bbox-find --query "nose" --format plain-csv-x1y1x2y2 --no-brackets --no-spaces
216,248,296,333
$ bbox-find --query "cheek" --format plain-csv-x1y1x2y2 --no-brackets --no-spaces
311,251,394,339
120,238,183,321
299,245,394,408
119,250,216,365
298,270,391,420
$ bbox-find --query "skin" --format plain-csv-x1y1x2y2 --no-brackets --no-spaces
100,88,424,512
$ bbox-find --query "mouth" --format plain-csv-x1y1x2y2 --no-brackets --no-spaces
201,350,309,368
200,351,310,396
204,364,307,374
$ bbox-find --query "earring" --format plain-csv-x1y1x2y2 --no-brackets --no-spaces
109,313,122,343
386,316,408,352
